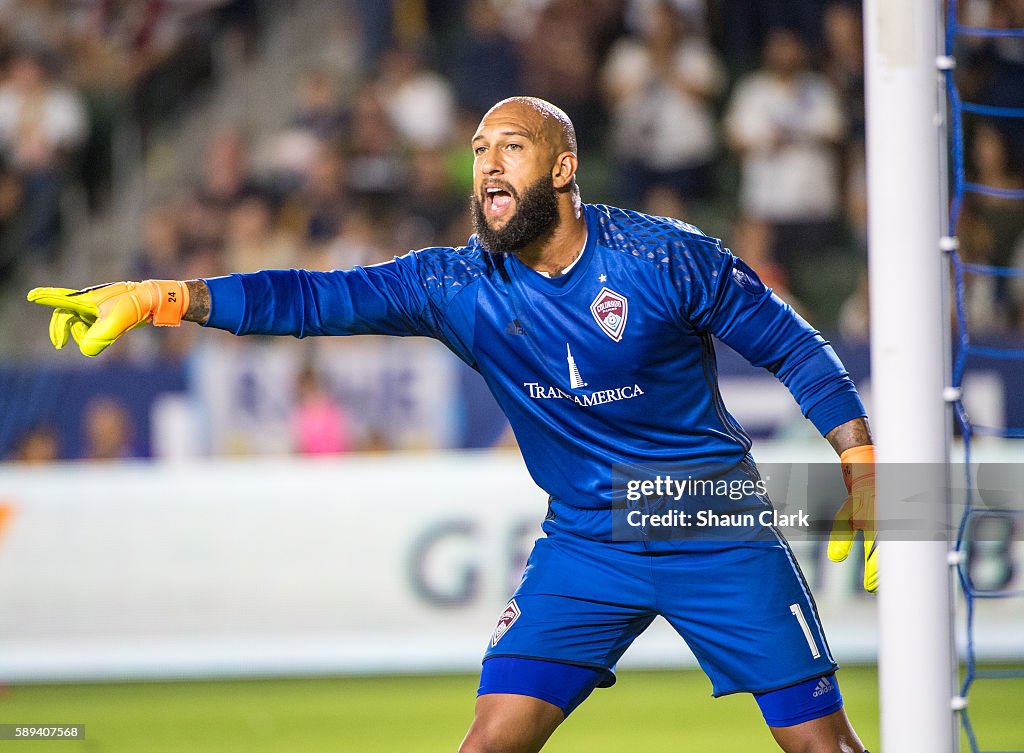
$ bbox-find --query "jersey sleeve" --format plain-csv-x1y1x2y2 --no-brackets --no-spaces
199,248,475,361
668,236,865,436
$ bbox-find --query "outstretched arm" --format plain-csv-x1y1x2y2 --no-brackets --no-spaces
29,254,453,356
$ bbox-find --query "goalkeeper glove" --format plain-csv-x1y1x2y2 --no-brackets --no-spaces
27,280,189,357
827,444,878,592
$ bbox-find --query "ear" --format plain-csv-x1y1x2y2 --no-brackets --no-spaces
551,151,578,190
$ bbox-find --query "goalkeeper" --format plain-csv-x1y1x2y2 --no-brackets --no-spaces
29,97,876,753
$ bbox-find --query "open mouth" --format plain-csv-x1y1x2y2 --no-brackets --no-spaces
484,186,514,218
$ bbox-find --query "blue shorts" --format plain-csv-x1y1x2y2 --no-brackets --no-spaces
482,533,837,697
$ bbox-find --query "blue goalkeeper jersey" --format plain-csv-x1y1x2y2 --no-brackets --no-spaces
202,203,864,542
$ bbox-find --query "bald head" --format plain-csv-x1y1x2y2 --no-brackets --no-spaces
469,96,582,254
483,97,577,156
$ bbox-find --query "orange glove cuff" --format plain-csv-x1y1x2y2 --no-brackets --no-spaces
840,444,875,491
143,280,189,327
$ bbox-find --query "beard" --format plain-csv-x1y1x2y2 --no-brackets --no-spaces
471,174,560,253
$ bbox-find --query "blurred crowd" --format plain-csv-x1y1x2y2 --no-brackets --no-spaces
0,0,260,279
1,0,1023,332
1,0,1023,461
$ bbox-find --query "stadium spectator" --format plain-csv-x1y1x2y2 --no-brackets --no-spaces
133,205,185,282
320,203,393,270
724,28,846,291
291,364,353,456
622,0,709,35
307,9,364,89
837,270,870,341
195,127,263,216
289,68,347,144
82,396,139,460
178,192,229,277
959,0,1024,165
443,107,483,200
601,0,725,207
517,0,621,147
844,141,868,254
969,123,1024,269
284,141,349,253
224,194,297,273
822,2,868,302
180,127,269,273
69,1,192,198
0,46,88,261
209,0,265,61
0,161,24,286
0,1,70,54
450,0,522,116
397,147,466,248
716,0,829,72
956,200,1004,334
268,126,335,197
351,0,451,71
344,83,408,205
10,423,60,463
822,2,865,142
950,123,1024,329
377,44,456,151
266,70,347,194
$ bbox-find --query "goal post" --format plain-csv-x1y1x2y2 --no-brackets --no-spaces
862,1,958,751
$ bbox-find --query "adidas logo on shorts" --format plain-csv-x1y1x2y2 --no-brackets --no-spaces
812,677,834,698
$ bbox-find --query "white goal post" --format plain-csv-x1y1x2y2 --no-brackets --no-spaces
863,1,957,751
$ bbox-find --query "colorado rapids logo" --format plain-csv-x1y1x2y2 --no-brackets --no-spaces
590,287,628,341
491,598,521,646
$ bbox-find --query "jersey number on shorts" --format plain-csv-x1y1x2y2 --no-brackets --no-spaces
789,603,821,659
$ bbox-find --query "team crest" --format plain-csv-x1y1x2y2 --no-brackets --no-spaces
590,287,628,341
490,598,521,646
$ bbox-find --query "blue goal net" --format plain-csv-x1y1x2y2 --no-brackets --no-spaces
943,2,1024,751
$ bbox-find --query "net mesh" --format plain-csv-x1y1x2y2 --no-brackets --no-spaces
944,3,1024,750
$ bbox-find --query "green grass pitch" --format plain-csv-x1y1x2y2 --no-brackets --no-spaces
0,666,1020,752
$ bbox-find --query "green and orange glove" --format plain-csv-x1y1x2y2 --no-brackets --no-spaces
827,444,878,592
27,280,189,357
